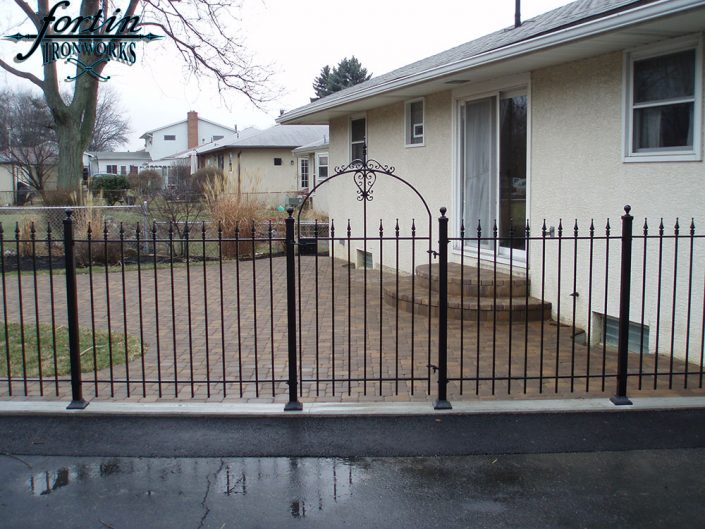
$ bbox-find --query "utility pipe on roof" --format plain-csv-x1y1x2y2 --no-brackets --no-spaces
515,0,522,28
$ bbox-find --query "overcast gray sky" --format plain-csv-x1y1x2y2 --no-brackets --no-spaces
1,0,573,150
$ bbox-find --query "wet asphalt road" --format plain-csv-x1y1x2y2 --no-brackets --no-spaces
1,410,705,528
2,450,705,528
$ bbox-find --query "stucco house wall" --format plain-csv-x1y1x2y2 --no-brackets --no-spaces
201,147,299,206
316,91,454,270
530,50,705,363
321,47,704,362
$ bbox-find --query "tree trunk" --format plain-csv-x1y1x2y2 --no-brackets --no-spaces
55,120,84,192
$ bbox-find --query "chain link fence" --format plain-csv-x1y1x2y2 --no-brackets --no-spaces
0,204,329,262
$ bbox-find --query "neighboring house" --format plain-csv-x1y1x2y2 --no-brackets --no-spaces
0,154,18,205
197,125,329,206
84,150,152,176
279,0,705,362
83,111,238,186
1,148,58,202
141,111,235,166
293,135,330,191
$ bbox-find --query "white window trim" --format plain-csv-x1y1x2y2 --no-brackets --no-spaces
299,157,310,188
315,152,329,184
404,98,425,148
623,34,703,163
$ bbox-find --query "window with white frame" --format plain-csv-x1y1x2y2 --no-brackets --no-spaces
316,153,329,182
350,117,366,162
625,37,702,161
299,158,309,188
106,164,117,174
405,99,424,146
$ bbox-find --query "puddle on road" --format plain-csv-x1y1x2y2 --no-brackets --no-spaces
28,458,125,496
26,457,366,518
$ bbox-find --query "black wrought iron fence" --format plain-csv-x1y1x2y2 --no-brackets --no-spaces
444,207,705,403
0,198,703,409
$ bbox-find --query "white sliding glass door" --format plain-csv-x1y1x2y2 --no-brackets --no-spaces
460,90,527,258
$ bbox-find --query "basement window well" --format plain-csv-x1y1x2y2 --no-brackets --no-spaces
597,313,649,353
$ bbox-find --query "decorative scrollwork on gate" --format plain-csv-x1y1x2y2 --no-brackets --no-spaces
295,157,429,225
331,159,397,203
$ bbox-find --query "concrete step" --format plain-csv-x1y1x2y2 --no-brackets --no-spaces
416,263,528,297
383,276,551,322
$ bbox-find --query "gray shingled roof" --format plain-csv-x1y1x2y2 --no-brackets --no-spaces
87,150,152,160
198,125,329,154
282,0,647,118
292,136,329,154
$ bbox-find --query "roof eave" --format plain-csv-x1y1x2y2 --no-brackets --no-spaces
278,0,703,124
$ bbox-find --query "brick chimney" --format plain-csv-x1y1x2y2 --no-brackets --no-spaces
187,111,199,149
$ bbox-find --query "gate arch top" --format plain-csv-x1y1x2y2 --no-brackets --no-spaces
295,158,433,226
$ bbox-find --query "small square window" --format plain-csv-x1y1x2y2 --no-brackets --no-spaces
405,99,424,146
625,37,702,162
274,157,283,166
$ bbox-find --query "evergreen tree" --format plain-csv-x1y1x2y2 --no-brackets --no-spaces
312,65,334,99
312,56,372,99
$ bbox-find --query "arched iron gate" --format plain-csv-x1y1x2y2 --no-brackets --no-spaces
283,159,450,410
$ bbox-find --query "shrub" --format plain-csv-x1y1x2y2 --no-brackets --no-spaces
203,175,270,258
128,170,163,198
92,175,130,205
41,189,79,206
191,167,224,195
72,208,124,267
16,217,40,257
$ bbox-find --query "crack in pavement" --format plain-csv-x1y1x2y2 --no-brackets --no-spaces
197,458,226,529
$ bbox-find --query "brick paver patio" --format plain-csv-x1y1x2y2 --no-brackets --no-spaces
1,255,704,403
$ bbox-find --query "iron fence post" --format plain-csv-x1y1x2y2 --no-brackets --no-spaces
611,205,633,406
64,209,88,410
284,207,303,411
434,207,452,410
142,200,149,253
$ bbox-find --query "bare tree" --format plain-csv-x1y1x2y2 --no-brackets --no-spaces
88,86,131,152
0,0,273,194
0,89,57,199
6,142,58,201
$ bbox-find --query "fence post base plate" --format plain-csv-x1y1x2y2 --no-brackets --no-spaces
284,401,303,412
67,399,89,410
433,400,452,410
609,396,633,406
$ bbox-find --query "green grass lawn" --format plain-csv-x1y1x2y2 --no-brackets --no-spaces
0,321,142,377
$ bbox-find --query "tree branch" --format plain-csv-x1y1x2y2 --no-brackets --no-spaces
139,0,275,106
0,59,44,90
13,0,40,29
